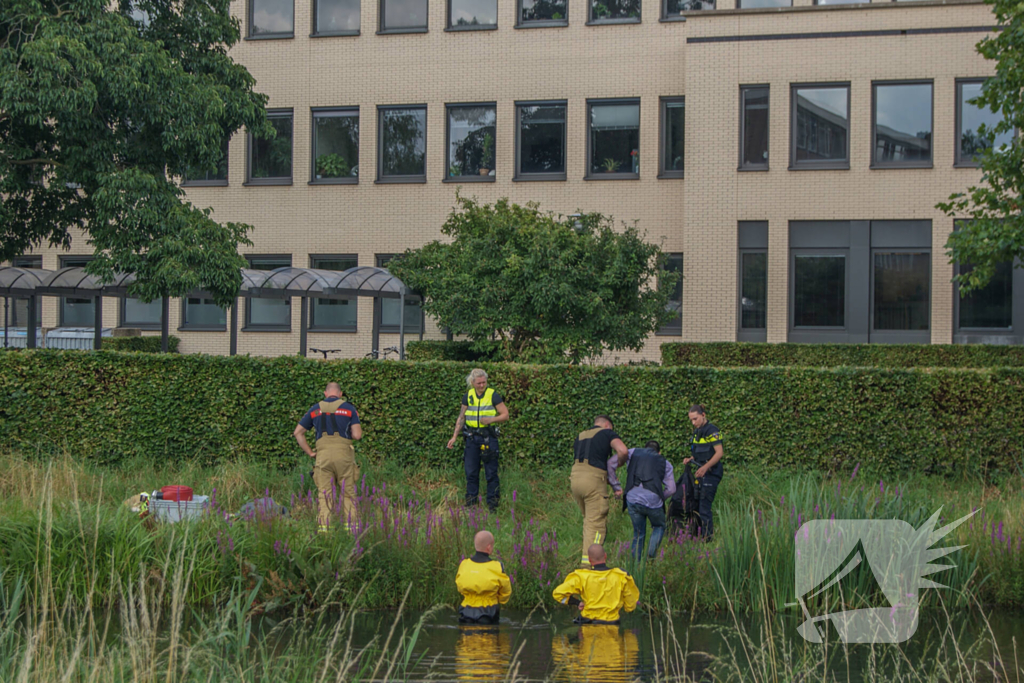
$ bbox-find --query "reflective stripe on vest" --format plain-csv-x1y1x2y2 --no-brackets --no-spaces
465,388,497,429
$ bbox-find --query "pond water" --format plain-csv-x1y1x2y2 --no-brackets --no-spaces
343,607,1024,682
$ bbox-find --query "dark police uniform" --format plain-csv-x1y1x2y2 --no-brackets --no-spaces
690,421,724,539
463,388,504,510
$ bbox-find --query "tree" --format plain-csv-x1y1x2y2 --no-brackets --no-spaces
0,0,272,306
388,195,680,363
937,0,1024,293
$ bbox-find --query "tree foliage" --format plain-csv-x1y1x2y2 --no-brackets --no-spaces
388,195,679,363
938,0,1024,292
0,0,272,306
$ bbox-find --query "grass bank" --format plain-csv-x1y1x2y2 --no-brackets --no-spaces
1,451,1022,616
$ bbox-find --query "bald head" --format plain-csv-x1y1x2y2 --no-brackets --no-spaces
474,530,495,554
594,415,613,429
325,382,343,398
587,544,607,566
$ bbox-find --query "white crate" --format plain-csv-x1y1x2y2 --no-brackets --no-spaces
150,496,210,523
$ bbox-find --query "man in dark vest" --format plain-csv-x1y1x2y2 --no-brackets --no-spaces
609,440,676,561
570,416,628,566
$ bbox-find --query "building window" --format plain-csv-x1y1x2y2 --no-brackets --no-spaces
181,297,226,329
446,104,497,180
247,110,293,184
314,0,360,34
587,99,640,179
120,297,163,329
58,256,95,327
449,0,497,27
312,108,359,184
815,0,862,4
518,0,567,25
659,98,684,178
740,86,769,170
376,255,422,332
872,81,932,168
249,0,294,37
589,0,639,23
183,138,229,186
516,101,566,181
958,261,1013,330
738,0,790,7
377,106,427,182
791,84,850,170
741,253,767,330
794,255,846,328
663,0,713,19
956,79,1014,168
657,253,683,335
310,255,358,331
380,0,427,32
7,256,42,327
873,252,929,332
244,255,291,330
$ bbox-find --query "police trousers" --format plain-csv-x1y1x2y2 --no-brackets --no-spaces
697,474,721,540
570,461,609,564
313,436,359,530
464,434,500,510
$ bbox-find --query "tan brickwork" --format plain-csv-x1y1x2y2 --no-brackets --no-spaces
8,0,999,358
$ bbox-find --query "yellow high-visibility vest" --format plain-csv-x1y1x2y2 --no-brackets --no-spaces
466,388,498,429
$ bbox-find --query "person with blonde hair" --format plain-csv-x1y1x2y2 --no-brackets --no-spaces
447,368,509,511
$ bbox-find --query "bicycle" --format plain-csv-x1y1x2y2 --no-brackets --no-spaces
309,348,342,360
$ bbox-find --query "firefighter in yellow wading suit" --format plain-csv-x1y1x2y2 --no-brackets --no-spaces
571,416,628,566
293,382,363,533
455,530,512,624
552,544,640,624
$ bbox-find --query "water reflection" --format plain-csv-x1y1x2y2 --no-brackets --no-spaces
550,624,640,683
454,626,512,681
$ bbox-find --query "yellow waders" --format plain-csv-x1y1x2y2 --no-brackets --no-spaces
570,460,609,566
313,400,359,532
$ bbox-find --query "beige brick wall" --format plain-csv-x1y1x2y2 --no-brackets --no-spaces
7,0,999,359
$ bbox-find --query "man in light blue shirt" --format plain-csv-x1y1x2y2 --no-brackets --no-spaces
608,440,676,561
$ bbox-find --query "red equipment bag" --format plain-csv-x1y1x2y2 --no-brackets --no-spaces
161,485,194,502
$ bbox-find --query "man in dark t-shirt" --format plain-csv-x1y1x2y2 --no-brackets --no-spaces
570,415,628,566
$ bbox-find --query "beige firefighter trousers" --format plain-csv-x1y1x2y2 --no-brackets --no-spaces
313,436,359,530
570,460,610,564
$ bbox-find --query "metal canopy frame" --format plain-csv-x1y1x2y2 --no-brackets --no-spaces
0,265,421,357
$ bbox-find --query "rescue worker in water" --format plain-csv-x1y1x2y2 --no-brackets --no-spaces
552,544,640,624
455,530,512,624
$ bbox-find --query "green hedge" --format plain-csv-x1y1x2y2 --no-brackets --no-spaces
2,350,1023,476
406,340,485,362
101,336,180,353
661,342,1024,368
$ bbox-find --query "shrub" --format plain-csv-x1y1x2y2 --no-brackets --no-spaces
101,336,180,353
661,342,1024,368
406,341,486,362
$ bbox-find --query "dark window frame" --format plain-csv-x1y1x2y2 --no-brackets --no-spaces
247,0,295,39
119,296,164,330
178,297,228,331
739,84,770,171
311,0,361,36
656,252,684,336
8,256,42,328
376,104,428,184
585,97,641,181
658,96,685,179
378,0,428,33
870,79,934,170
953,78,1016,169
514,99,568,182
243,254,293,332
515,0,569,27
952,221,1022,341
181,137,230,187
737,0,791,7
446,0,498,29
309,253,358,332
789,82,851,171
661,0,714,21
789,249,849,332
587,0,641,25
738,249,768,340
58,255,96,328
868,248,931,343
245,108,294,186
375,254,423,333
444,102,497,183
310,107,359,185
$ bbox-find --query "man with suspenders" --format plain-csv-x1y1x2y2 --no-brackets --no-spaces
294,382,363,533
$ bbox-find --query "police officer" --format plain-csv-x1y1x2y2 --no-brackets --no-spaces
682,403,724,540
293,382,362,533
571,416,628,566
448,369,509,511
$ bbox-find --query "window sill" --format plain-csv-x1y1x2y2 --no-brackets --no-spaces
241,326,292,333
309,177,359,185
445,24,498,31
658,172,685,179
310,30,361,37
443,175,496,183
377,27,429,34
118,324,163,331
244,33,295,40
513,173,567,182
244,179,293,186
788,163,850,171
309,327,358,333
656,329,683,336
177,326,227,332
181,179,228,187
375,176,428,184
659,14,689,21
515,20,569,28
586,17,641,24
584,173,640,180
738,165,769,172
869,163,933,170
953,162,982,169
379,328,424,334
